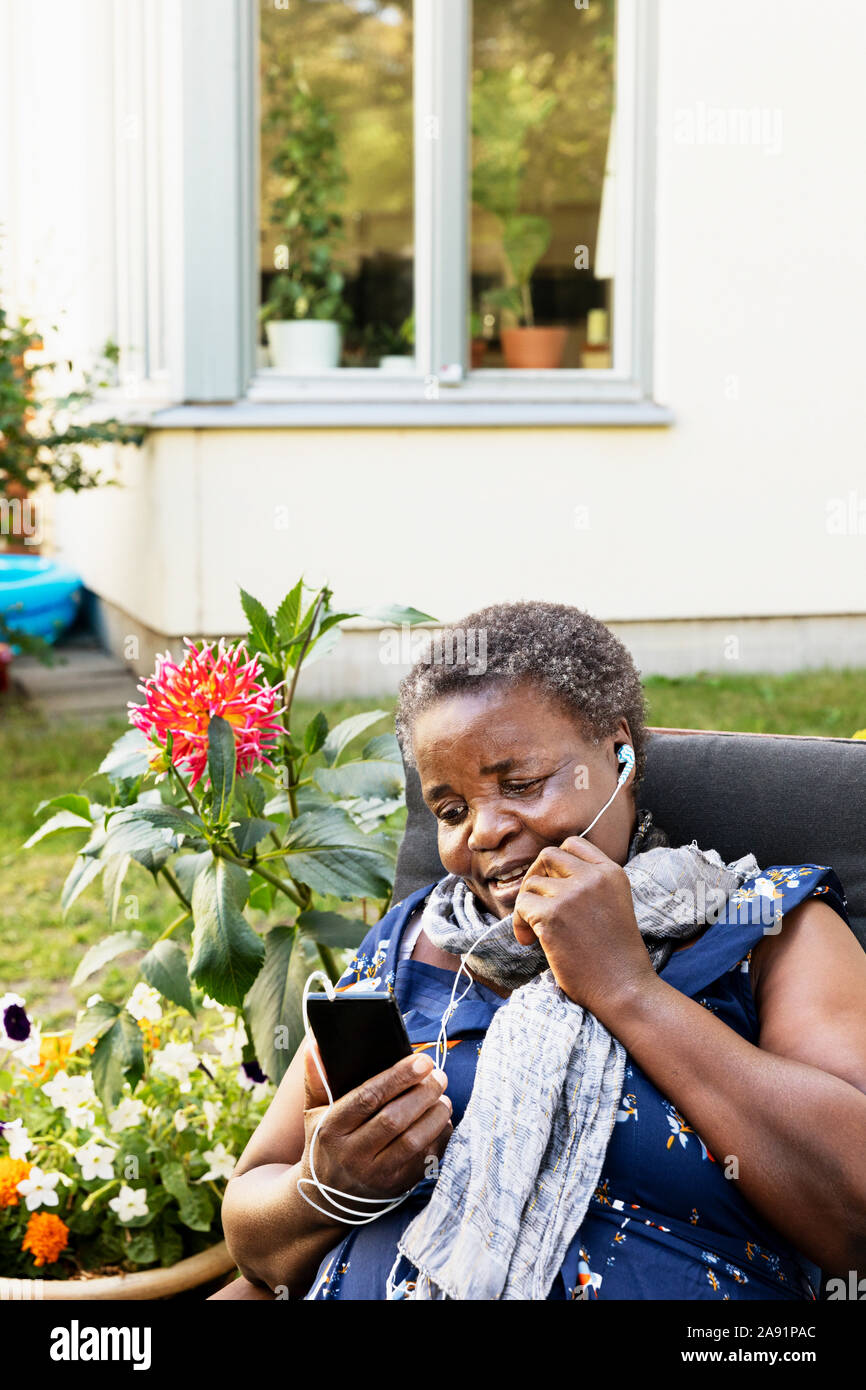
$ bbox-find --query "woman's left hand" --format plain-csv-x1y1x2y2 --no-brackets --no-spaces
512,836,656,1019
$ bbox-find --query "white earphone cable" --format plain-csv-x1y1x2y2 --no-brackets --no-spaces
297,746,636,1225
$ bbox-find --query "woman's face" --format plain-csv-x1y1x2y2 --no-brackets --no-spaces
413,681,637,919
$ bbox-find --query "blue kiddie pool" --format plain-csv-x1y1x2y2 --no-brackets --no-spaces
0,556,83,644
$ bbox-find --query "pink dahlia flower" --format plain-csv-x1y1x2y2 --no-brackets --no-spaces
129,639,283,788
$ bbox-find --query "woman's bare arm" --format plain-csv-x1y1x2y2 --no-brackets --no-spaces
221,1038,451,1296
604,899,866,1277
221,1041,342,1296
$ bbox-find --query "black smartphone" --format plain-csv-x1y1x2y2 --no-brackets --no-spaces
306,991,414,1100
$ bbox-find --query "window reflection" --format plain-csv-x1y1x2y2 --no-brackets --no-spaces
258,0,413,371
471,0,616,370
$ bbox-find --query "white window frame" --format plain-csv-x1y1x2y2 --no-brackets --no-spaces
110,0,670,427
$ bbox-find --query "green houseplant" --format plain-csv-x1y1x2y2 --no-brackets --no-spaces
471,67,566,369
371,313,414,373
260,70,352,370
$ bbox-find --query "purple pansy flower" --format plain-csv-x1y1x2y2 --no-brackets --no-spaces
1,994,32,1046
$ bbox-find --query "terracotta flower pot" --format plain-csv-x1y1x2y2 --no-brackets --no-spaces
500,326,568,370
0,1240,235,1301
470,337,488,369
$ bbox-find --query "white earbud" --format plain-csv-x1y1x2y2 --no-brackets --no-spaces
579,743,634,837
616,743,635,783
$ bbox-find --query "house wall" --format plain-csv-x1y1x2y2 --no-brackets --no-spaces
4,0,866,690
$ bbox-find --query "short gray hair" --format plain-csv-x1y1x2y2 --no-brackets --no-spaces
395,600,649,789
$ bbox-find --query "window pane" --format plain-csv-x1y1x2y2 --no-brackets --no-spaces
258,0,413,372
471,0,616,371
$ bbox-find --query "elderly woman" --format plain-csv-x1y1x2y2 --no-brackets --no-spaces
218,602,866,1301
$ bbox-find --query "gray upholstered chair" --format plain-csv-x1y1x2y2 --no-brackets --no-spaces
394,727,866,948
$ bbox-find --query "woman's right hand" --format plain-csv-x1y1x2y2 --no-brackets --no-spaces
299,1045,453,1213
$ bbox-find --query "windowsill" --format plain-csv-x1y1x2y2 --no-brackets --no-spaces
130,398,674,430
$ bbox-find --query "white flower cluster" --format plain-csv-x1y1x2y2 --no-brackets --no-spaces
41,1070,99,1129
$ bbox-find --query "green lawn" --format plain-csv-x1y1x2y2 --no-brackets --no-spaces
2,669,863,1029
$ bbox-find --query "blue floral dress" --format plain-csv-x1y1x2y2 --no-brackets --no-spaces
305,863,850,1301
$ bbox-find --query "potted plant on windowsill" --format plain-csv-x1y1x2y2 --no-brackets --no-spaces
487,216,568,369
366,313,415,374
260,70,352,371
260,263,351,372
472,67,567,370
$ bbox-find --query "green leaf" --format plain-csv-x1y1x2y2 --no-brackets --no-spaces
126,1230,159,1265
61,852,106,914
103,812,179,860
189,858,265,1008
160,1161,190,1205
302,623,343,669
140,940,195,1015
244,925,309,1085
297,909,368,949
315,760,404,800
90,1011,145,1110
303,711,329,754
99,729,152,782
34,793,92,820
160,1158,215,1229
177,1184,214,1232
207,716,236,825
273,579,304,645
248,879,274,913
103,853,132,923
362,733,402,763
156,1222,184,1266
356,603,436,625
117,804,205,834
130,843,175,877
279,808,394,899
262,791,290,818
70,1000,120,1052
24,808,92,848
234,774,266,819
231,818,279,855
72,929,148,987
311,610,356,639
322,710,389,767
239,588,275,654
173,851,213,901
502,213,552,287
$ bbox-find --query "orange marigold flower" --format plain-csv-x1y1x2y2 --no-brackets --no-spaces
21,1212,69,1267
21,1032,72,1082
0,1157,32,1208
137,1019,160,1049
22,1211,70,1267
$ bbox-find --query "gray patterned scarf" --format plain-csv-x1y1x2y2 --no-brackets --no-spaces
397,825,758,1300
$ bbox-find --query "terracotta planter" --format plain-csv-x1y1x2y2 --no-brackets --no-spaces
500,326,568,370
470,337,488,369
0,1240,235,1301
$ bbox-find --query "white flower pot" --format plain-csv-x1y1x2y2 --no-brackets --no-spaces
265,320,342,371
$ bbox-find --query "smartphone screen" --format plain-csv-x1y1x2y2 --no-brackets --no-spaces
306,992,414,1099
